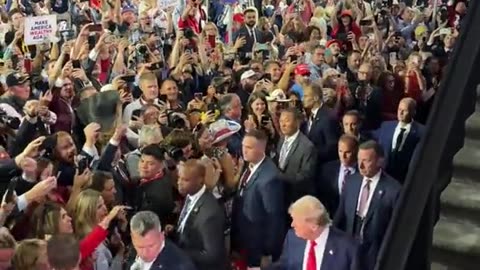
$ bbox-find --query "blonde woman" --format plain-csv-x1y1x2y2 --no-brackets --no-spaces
71,189,125,270
13,239,49,270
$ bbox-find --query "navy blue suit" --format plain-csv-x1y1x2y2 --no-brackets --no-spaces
231,157,285,267
318,160,357,216
373,120,425,183
268,228,359,270
333,172,401,270
305,106,341,163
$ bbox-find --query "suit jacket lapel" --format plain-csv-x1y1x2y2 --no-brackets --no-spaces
320,229,336,270
282,135,300,169
183,192,208,233
245,159,266,189
364,174,386,224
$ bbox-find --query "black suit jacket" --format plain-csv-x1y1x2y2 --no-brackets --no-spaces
318,160,357,216
275,132,317,206
333,171,401,270
126,240,197,270
305,106,341,163
233,26,263,58
177,191,227,270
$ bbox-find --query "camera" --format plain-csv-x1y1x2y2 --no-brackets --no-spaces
0,108,20,129
163,145,186,162
164,111,187,129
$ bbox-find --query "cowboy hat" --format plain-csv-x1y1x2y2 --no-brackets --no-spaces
266,89,291,102
209,119,241,144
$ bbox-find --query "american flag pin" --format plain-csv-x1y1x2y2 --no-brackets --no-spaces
329,250,334,255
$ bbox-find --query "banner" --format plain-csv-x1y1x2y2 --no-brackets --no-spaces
24,15,57,45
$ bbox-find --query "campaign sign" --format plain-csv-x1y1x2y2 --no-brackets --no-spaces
24,15,57,45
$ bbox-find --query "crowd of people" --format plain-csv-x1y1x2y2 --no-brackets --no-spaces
0,0,469,269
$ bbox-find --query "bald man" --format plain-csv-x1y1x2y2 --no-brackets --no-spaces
373,97,425,183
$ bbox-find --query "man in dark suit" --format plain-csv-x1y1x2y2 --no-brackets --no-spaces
129,211,197,270
373,97,425,183
303,83,341,163
333,140,401,270
233,7,264,61
231,130,285,269
268,195,359,270
352,63,382,131
176,159,226,270
342,110,372,144
276,108,317,206
319,135,358,215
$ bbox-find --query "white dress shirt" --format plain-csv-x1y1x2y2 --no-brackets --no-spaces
302,226,330,270
308,107,320,132
356,170,382,217
246,155,266,184
337,164,356,194
391,122,411,151
178,185,206,233
132,241,165,270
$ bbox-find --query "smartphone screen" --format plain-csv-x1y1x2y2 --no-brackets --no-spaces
72,60,81,69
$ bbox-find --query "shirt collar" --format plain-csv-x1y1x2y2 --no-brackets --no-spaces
250,155,266,172
363,169,382,184
397,122,412,132
340,163,356,173
187,185,206,202
284,130,300,143
313,225,330,244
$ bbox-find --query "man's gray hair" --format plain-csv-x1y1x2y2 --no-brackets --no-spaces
130,211,162,236
218,93,239,114
138,125,162,148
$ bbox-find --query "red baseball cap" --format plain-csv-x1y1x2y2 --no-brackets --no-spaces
326,39,341,48
294,64,311,76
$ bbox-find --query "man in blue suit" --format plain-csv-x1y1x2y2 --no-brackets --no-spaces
333,140,401,270
318,135,359,216
268,195,359,270
231,130,285,269
373,97,425,183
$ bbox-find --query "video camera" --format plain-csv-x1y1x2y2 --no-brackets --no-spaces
0,108,20,129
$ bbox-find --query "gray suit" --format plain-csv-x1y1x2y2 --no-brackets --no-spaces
276,132,318,206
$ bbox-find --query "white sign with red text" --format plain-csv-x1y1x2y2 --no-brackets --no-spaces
24,15,57,45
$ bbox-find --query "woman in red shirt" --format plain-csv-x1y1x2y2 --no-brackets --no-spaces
331,10,362,51
178,0,206,34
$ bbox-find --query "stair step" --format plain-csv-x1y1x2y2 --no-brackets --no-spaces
441,178,480,212
452,138,480,175
433,215,480,257
439,178,480,226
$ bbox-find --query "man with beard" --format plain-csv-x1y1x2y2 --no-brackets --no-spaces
346,50,361,84
237,70,260,106
233,7,263,62
353,63,382,130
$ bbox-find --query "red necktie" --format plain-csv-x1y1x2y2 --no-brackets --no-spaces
307,240,317,270
240,167,251,189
